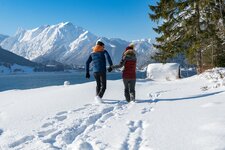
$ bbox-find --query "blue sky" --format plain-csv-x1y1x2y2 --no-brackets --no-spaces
0,0,158,41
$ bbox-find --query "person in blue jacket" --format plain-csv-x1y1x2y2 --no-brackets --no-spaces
86,40,113,102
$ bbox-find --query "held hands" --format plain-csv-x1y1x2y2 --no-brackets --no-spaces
86,72,90,79
107,66,113,72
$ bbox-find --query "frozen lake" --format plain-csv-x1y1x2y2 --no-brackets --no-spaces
0,68,196,92
0,71,146,92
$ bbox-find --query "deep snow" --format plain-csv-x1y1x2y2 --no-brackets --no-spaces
0,68,225,150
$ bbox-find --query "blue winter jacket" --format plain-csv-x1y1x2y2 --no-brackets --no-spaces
86,50,113,73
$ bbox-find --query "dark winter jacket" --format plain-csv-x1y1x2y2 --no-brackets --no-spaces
86,50,113,73
112,48,136,79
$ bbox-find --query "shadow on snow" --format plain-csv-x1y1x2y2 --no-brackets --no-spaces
101,91,224,104
137,91,225,103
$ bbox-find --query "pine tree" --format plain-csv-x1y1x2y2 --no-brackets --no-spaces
149,0,225,73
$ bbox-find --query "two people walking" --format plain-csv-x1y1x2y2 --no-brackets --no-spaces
86,40,137,103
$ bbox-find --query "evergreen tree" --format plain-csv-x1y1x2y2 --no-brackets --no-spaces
149,0,225,73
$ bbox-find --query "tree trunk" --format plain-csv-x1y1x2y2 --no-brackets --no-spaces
195,1,203,74
196,49,203,74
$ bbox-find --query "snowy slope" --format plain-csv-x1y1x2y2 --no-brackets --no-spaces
0,68,225,149
0,47,37,67
0,22,157,67
0,47,36,74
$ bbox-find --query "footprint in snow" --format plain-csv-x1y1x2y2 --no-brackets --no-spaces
141,107,154,114
121,120,144,150
38,128,57,137
79,141,94,150
41,121,55,128
9,135,35,148
40,104,93,133
201,86,210,91
54,115,67,121
0,128,3,136
71,140,94,150
56,111,68,116
41,112,69,128
148,92,161,101
38,105,116,149
148,90,168,104
72,107,86,112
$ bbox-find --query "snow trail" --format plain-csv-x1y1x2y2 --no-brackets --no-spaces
1,69,225,149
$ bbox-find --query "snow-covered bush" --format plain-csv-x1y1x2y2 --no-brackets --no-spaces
200,68,225,81
199,68,225,90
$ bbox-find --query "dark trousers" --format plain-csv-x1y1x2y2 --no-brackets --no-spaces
123,79,136,101
94,72,106,98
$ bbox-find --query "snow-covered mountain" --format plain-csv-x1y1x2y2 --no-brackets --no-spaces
0,34,8,43
0,22,157,67
0,46,37,67
0,47,37,74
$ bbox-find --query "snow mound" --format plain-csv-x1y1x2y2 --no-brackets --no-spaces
146,63,180,81
64,81,70,86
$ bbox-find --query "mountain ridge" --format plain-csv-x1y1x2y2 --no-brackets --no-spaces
0,46,37,67
0,22,157,67
0,34,8,43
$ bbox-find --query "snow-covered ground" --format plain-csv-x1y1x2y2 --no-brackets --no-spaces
0,68,225,150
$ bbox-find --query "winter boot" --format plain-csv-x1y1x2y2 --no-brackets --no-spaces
130,93,135,102
94,96,102,103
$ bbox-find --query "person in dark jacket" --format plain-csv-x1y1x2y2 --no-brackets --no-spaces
110,43,137,102
86,40,113,102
